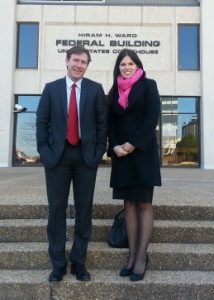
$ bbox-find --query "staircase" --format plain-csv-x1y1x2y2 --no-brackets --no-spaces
0,167,214,300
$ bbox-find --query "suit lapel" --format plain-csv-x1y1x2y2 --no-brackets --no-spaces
59,77,67,121
80,78,88,118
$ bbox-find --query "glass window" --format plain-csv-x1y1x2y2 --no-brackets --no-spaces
178,24,200,70
161,97,200,167
17,0,198,4
17,23,39,68
13,96,41,166
17,0,105,3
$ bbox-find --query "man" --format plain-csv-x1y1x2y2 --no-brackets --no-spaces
36,46,108,282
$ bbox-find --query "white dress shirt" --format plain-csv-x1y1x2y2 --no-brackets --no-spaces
66,75,82,138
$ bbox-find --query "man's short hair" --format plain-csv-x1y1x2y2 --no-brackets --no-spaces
66,46,91,64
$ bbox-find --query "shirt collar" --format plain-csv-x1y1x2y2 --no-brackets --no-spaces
66,75,82,89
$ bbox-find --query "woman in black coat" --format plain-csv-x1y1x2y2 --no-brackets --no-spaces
108,49,161,282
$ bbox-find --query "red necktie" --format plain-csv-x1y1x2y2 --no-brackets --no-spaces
66,83,79,145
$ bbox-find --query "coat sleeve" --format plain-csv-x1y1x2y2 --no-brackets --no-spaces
36,84,51,152
95,84,108,160
128,80,160,152
107,103,119,157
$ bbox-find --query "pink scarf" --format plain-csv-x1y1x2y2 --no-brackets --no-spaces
117,68,144,109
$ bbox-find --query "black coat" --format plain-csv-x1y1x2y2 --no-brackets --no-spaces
108,77,161,188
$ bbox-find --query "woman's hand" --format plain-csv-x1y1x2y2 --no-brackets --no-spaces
113,145,129,157
121,142,136,154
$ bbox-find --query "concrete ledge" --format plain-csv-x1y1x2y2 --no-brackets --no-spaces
2,203,214,220
0,270,214,300
0,242,214,271
0,270,50,300
52,270,214,300
0,219,214,243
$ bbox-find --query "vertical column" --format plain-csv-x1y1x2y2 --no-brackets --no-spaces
0,1,16,166
200,0,214,169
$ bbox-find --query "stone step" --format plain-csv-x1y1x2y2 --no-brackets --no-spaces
0,219,214,243
0,269,214,300
0,242,214,271
0,270,50,300
1,203,214,220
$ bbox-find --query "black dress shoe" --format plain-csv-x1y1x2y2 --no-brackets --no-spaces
119,266,133,277
71,263,91,281
130,255,149,282
49,268,67,282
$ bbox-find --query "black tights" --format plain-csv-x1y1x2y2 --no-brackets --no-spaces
124,200,154,274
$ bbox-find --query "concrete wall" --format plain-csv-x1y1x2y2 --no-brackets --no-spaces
0,1,16,167
14,5,200,95
200,0,214,169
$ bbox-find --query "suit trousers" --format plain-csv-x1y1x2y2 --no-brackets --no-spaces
45,143,97,271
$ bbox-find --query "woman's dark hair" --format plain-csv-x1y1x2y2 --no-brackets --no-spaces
108,49,146,102
66,46,91,64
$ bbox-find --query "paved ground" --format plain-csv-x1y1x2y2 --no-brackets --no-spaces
0,167,213,206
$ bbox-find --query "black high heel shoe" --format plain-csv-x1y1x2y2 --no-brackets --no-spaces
130,254,149,282
119,265,134,277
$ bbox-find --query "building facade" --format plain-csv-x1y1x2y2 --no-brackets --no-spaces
0,0,214,168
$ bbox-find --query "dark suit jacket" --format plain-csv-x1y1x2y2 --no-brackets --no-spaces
108,77,161,187
36,77,108,169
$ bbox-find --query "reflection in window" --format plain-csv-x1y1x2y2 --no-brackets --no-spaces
14,96,40,166
17,23,39,68
161,97,199,167
178,24,200,70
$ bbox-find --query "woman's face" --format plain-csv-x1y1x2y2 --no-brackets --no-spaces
119,55,138,79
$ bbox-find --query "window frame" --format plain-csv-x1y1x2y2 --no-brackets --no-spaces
178,23,200,71
160,96,201,168
17,0,105,4
16,22,39,69
13,95,41,166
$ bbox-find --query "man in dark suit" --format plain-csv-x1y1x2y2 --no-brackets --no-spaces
36,46,108,282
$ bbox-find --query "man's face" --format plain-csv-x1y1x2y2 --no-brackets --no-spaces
66,53,89,82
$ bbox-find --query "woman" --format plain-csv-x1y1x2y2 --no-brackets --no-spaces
108,49,161,282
